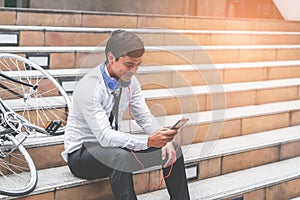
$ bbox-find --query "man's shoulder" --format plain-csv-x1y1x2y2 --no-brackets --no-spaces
85,65,102,79
76,65,102,86
73,64,104,97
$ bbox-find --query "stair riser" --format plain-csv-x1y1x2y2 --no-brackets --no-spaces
141,86,300,117
2,65,300,100
14,85,300,123
182,111,300,144
26,144,66,170
198,141,300,180
137,49,300,66
12,181,114,200
25,111,300,171
227,177,300,200
17,143,300,200
4,48,300,70
3,64,300,90
7,30,300,46
1,9,300,31
12,178,300,200
138,66,300,89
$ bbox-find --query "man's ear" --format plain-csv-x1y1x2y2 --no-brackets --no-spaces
107,52,115,64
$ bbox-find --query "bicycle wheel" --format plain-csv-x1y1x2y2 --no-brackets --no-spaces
0,133,37,196
0,53,71,135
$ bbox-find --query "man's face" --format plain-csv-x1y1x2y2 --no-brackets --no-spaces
109,55,143,82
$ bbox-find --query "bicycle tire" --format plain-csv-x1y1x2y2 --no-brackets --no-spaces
0,53,71,135
0,133,37,196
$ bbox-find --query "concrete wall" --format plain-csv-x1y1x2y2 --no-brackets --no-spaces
0,0,4,7
195,0,227,17
28,0,282,19
273,0,300,21
29,0,190,15
1,0,282,19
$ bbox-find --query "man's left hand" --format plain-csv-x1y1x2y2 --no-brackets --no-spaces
161,142,176,168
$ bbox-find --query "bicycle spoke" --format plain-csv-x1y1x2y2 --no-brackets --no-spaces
0,158,29,173
0,134,37,196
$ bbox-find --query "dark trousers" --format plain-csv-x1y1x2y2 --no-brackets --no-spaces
68,142,190,200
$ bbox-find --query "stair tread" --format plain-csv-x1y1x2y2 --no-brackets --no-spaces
5,125,298,199
0,165,106,199
22,99,300,147
182,125,300,162
122,99,300,133
142,78,300,99
1,25,300,35
3,60,300,78
1,45,300,53
2,124,294,199
137,157,300,200
24,124,300,164
4,77,300,111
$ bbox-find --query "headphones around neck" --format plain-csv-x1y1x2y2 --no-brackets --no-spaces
102,65,118,90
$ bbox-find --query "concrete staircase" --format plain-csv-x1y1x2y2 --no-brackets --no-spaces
0,7,300,200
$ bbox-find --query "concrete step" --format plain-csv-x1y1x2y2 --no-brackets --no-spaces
50,60,300,90
1,25,300,46
20,99,300,170
122,99,300,139
4,78,300,123
0,165,112,200
140,78,300,116
1,8,300,31
3,60,300,90
1,45,300,69
137,157,300,200
2,125,300,199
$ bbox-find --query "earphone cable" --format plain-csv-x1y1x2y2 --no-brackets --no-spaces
127,86,178,190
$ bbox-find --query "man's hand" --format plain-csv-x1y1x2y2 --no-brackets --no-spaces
162,142,176,168
147,128,177,148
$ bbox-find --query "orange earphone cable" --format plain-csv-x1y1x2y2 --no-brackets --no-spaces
127,86,181,190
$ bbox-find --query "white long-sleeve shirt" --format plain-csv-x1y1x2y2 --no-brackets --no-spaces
61,63,161,162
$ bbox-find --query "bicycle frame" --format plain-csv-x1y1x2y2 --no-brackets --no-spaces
0,97,48,137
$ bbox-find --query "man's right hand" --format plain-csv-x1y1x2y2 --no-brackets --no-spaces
147,128,177,148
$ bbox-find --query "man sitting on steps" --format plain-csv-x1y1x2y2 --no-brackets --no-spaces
61,30,190,200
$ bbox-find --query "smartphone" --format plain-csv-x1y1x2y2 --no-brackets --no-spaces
171,117,189,130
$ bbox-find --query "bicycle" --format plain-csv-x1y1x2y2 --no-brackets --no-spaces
0,53,71,196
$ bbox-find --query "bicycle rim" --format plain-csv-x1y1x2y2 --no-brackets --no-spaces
0,53,71,135
0,134,37,196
